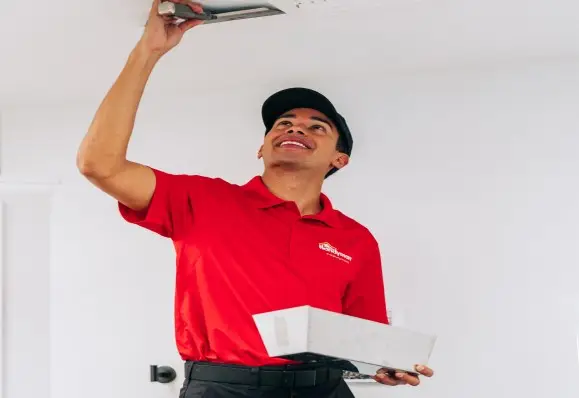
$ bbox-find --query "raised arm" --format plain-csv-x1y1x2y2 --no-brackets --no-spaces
76,0,205,211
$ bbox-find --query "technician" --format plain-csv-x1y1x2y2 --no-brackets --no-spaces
77,1,435,397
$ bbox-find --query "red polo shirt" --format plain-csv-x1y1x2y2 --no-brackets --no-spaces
119,168,389,366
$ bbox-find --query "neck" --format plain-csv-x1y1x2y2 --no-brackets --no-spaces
261,168,324,216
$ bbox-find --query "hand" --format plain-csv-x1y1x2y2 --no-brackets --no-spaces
373,364,434,387
139,0,205,56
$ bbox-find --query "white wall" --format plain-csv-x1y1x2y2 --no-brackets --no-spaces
1,58,579,398
0,187,51,398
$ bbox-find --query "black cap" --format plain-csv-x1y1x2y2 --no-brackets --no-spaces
261,87,353,177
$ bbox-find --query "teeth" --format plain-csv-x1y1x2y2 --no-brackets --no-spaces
280,141,307,148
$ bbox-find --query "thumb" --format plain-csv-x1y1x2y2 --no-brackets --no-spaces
149,0,162,17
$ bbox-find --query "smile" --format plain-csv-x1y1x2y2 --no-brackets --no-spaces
279,141,309,149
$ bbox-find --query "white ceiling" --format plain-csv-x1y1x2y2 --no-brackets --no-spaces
1,0,579,105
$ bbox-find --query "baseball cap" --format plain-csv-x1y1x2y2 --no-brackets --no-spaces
261,87,353,177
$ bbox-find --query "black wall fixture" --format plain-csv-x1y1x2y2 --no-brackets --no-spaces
150,365,177,384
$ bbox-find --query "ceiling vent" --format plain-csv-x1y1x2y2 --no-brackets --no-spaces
157,1,286,25
141,0,335,28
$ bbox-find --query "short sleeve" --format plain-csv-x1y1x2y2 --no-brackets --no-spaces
342,234,389,324
118,168,208,239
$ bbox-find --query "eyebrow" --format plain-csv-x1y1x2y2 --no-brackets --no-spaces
278,113,333,128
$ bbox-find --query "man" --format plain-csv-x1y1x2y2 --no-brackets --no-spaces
77,0,434,397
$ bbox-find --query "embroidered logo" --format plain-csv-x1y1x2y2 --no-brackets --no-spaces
318,242,353,263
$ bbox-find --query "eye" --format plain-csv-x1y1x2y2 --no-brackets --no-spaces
277,120,292,127
311,124,327,132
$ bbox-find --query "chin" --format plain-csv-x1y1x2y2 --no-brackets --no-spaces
271,153,307,163
265,157,303,169
270,160,303,168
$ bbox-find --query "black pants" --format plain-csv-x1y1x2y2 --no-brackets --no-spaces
179,361,356,398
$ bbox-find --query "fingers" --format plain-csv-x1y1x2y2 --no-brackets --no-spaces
178,18,205,32
163,0,205,32
187,1,204,14
374,369,407,386
374,365,434,387
178,1,206,32
415,364,434,377
374,372,404,386
394,372,420,386
149,0,162,17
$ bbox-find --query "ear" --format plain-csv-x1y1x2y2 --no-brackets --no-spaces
257,145,263,159
330,153,349,170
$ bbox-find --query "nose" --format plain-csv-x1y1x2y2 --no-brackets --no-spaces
287,125,306,135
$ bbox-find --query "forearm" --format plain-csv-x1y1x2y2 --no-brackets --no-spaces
77,43,161,177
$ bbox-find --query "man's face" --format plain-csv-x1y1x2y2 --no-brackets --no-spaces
258,108,349,176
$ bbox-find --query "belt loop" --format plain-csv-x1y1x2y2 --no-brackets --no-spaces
185,361,195,380
249,367,260,386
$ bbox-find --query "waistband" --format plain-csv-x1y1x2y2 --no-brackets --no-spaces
184,360,343,388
